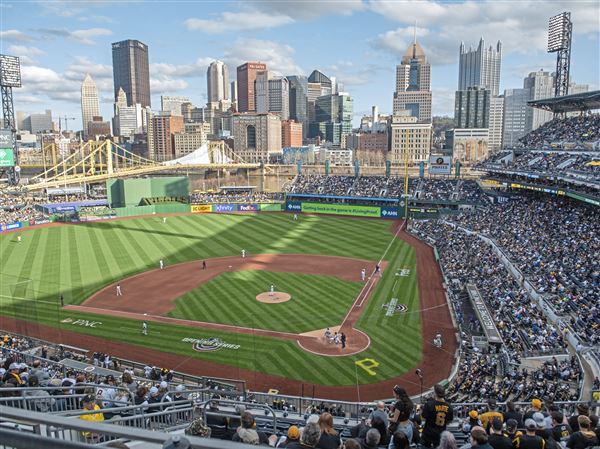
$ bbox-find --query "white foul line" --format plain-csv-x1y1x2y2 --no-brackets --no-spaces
341,221,405,326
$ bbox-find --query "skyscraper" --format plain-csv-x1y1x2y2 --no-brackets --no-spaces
392,38,432,123
288,75,308,139
523,70,554,131
161,95,190,116
236,62,267,112
207,60,229,104
454,87,490,128
458,39,502,96
502,88,530,147
81,73,100,137
488,95,504,152
111,39,151,107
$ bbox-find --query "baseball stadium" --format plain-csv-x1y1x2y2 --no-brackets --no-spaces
1,8,600,448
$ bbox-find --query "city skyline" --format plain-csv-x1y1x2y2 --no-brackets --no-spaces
2,0,598,130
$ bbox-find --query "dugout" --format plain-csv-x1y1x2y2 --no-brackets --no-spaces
107,177,189,208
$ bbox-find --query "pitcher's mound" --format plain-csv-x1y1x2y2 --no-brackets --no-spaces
256,292,291,304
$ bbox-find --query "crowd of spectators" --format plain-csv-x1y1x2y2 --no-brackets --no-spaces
287,175,487,203
482,151,600,178
446,195,600,347
518,115,600,148
189,192,284,204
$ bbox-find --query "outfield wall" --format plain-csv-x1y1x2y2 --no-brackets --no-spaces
285,201,400,219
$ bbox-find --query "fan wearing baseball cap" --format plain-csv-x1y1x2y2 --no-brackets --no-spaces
513,419,546,449
421,384,454,448
79,394,104,441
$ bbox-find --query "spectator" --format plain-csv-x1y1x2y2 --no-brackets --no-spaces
287,422,321,449
369,401,389,428
437,431,458,449
421,384,453,448
79,394,105,441
23,375,55,412
566,416,598,449
488,419,512,449
231,411,269,445
361,428,381,449
316,412,341,449
551,411,572,448
568,405,589,433
504,402,524,429
389,386,414,443
470,427,494,449
513,419,546,449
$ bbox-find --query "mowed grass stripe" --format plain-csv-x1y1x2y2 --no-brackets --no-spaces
0,214,427,387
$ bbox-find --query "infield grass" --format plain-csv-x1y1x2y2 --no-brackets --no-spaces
169,270,363,333
0,213,422,387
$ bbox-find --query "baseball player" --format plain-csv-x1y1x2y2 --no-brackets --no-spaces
60,294,64,307
293,213,298,221
202,260,207,270
361,269,366,281
142,321,148,336
159,259,164,270
269,284,275,297
324,327,332,341
17,235,21,243
163,217,167,224
116,284,123,296
434,332,443,348
241,249,246,258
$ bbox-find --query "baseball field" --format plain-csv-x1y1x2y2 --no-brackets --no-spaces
0,213,455,400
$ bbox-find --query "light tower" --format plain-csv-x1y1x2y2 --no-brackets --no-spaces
0,54,22,185
547,12,572,98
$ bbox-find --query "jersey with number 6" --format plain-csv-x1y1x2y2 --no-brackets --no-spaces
422,398,454,443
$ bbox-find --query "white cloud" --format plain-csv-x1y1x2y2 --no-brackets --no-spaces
250,0,366,20
185,10,294,33
36,27,112,45
6,45,46,66
0,30,33,42
150,57,214,78
369,1,600,65
224,39,303,75
150,78,189,94
64,56,112,80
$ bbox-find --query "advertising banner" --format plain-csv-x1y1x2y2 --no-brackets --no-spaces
213,204,237,213
238,204,259,212
259,203,283,212
0,130,14,167
380,207,400,219
53,205,77,213
0,222,22,232
301,202,381,217
191,204,212,213
285,202,302,212
428,156,451,175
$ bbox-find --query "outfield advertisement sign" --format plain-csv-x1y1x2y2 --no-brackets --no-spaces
286,202,302,212
238,204,259,212
191,204,212,213
301,202,381,217
0,222,22,232
213,204,237,213
380,207,400,219
260,203,283,212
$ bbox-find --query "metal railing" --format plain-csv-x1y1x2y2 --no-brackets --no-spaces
0,405,260,449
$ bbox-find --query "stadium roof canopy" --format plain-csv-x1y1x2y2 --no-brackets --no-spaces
528,90,600,113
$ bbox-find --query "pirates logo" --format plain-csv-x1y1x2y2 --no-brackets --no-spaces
193,337,225,352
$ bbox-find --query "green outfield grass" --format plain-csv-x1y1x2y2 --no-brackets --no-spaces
0,213,422,387
169,270,363,333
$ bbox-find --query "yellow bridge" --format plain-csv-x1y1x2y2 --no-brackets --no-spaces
19,140,261,190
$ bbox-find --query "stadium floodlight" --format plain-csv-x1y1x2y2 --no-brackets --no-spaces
547,12,572,100
0,55,22,88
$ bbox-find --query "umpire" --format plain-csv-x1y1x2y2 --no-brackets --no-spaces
421,384,454,447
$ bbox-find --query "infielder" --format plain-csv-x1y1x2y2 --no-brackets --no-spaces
116,284,123,296
269,284,275,297
361,269,366,281
241,249,246,258
17,235,21,243
142,321,148,336
163,217,167,224
159,259,164,269
434,332,443,348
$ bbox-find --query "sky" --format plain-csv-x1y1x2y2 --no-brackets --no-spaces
1,0,599,130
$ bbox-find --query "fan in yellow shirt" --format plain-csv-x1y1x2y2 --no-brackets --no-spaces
79,395,104,441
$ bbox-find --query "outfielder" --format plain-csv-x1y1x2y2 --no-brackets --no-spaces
116,284,123,296
269,284,275,297
241,249,246,258
293,213,298,221
163,217,167,224
142,321,148,336
17,235,21,243
159,259,164,269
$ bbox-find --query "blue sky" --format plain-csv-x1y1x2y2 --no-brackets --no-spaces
1,0,598,130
